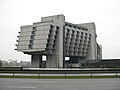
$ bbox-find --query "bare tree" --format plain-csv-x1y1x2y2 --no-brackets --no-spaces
0,60,2,67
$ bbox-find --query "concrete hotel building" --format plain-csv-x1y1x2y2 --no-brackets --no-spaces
15,14,102,68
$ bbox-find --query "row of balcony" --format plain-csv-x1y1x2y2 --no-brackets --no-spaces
65,51,88,57
65,33,91,39
65,29,89,36
65,46,89,52
65,22,88,32
65,39,90,45
65,34,87,39
46,44,56,50
65,42,89,47
45,49,58,55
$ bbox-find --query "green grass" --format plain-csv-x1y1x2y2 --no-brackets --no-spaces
0,75,120,79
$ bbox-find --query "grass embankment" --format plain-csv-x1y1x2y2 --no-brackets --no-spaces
0,75,120,79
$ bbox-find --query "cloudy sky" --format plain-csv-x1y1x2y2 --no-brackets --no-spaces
0,0,120,61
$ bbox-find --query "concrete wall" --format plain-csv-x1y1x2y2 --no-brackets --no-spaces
64,22,91,57
41,14,65,68
17,25,33,50
79,22,97,60
16,14,101,68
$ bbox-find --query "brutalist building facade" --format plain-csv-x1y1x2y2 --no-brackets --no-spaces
16,14,102,68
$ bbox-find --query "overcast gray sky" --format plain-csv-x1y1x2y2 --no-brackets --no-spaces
0,0,120,61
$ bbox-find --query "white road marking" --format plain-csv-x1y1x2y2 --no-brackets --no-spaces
0,86,36,89
21,80,56,83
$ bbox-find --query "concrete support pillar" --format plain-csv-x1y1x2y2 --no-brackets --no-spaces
46,55,58,68
31,55,42,68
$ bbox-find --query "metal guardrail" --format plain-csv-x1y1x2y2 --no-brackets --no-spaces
0,68,120,77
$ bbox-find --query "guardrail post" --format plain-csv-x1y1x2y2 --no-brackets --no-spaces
13,72,14,78
91,73,92,77
116,73,117,77
65,73,66,78
38,73,40,78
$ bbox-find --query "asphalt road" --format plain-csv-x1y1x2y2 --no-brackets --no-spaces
0,78,120,90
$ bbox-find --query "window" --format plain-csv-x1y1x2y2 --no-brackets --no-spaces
53,45,56,49
89,34,91,37
31,35,35,40
67,29,70,33
29,40,33,44
77,31,79,34
86,28,88,31
85,33,87,36
81,32,83,35
29,45,33,49
47,39,50,43
73,26,76,29
55,30,59,35
49,29,53,35
72,30,75,34
46,44,49,47
31,31,35,35
33,27,37,31
56,26,60,30
50,25,54,30
69,25,72,28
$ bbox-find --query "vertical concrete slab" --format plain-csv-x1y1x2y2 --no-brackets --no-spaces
46,55,58,68
79,23,97,60
42,15,65,68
